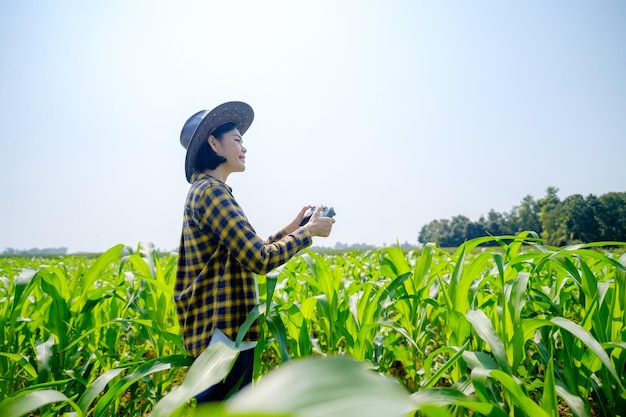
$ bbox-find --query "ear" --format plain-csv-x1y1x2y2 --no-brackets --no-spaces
208,135,220,153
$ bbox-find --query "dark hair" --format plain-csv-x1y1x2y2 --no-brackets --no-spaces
193,122,238,172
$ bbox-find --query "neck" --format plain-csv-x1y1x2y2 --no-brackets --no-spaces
203,167,229,183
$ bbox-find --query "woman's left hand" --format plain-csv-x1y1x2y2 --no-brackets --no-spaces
284,205,312,234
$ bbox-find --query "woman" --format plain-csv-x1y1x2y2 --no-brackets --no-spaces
175,101,334,402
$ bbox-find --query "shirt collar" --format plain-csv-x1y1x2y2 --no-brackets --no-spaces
191,172,232,191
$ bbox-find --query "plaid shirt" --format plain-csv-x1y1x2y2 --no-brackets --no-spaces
175,172,312,357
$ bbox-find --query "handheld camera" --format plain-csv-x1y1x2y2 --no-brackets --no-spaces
299,206,336,226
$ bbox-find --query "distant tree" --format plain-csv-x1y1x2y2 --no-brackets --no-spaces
505,207,520,235
464,220,485,240
516,194,542,234
538,187,566,245
418,219,450,245
418,188,626,247
483,209,504,236
561,194,600,243
596,192,626,241
444,215,470,247
2,247,68,255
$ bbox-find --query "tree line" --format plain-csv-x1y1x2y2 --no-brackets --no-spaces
2,247,69,255
418,187,626,247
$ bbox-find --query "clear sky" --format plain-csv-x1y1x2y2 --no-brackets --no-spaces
1,1,625,253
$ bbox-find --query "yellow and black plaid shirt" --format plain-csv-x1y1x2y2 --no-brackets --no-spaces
175,172,312,357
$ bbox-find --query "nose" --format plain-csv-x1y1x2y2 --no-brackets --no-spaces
242,145,247,153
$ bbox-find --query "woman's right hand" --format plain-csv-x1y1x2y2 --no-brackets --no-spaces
303,205,335,237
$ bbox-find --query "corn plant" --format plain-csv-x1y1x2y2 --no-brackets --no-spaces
250,235,626,416
1,234,625,416
0,243,189,416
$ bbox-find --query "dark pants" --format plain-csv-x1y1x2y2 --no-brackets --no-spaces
194,348,255,403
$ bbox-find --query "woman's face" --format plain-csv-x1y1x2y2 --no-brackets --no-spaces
210,128,247,173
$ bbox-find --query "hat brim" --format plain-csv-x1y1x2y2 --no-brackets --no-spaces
184,101,254,183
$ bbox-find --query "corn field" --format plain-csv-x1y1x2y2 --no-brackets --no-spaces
0,233,625,417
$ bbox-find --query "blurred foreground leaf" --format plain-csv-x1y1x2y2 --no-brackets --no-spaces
196,355,414,417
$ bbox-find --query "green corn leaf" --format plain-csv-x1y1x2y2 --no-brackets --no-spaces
77,367,125,414
550,316,624,390
379,247,411,278
568,247,626,271
554,381,590,417
542,358,558,417
150,342,239,417
61,318,153,353
378,320,420,350
266,312,290,362
505,231,537,259
511,318,550,370
0,389,82,417
588,376,614,417
578,257,598,300
9,268,37,318
448,245,465,311
0,352,38,378
39,272,70,351
410,242,435,294
265,273,279,312
465,309,512,374
410,387,507,416
421,341,469,389
564,241,626,251
142,275,174,295
83,244,125,290
300,296,317,321
93,354,193,417
447,310,472,348
461,252,495,314
35,335,55,384
551,255,583,289
348,292,360,329
302,251,337,308
489,369,551,417
80,287,115,314
578,257,609,345
560,329,580,397
422,346,459,384
0,378,72,396
382,271,411,301
462,350,499,371
353,284,372,328
313,294,332,325
602,340,626,350
508,271,530,325
297,316,312,357
235,304,266,347
301,295,332,345
455,235,520,255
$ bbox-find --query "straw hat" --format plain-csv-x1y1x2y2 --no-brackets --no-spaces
180,101,254,183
